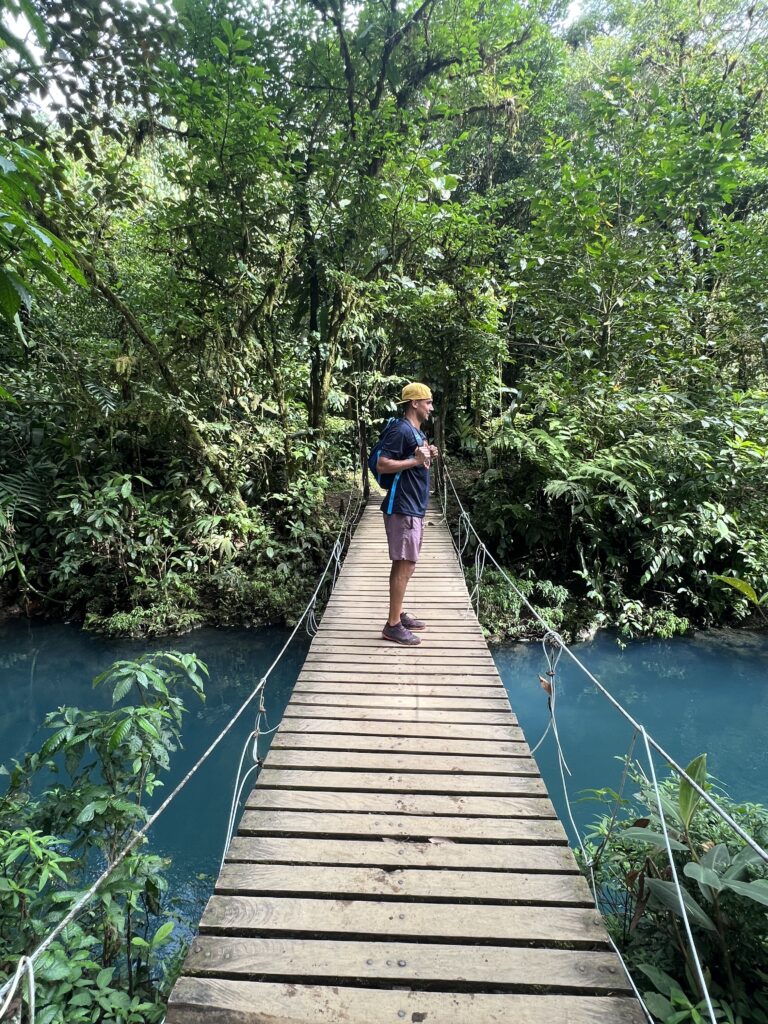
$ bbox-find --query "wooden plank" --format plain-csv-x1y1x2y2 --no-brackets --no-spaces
310,638,491,649
331,574,471,580
168,977,646,1024
305,650,495,663
341,558,458,563
237,810,568,842
274,729,528,753
308,646,493,657
297,669,501,682
303,659,499,673
245,789,556,818
324,599,470,606
273,733,529,755
225,836,579,872
274,716,520,733
301,661,498,674
288,694,509,710
321,590,470,597
333,557,465,565
183,936,631,991
326,599,470,606
281,706,514,724
294,683,506,698
292,686,507,701
337,573,464,580
216,863,590,903
319,615,482,625
331,589,469,598
313,630,487,641
256,768,547,795
319,612,481,622
265,749,539,775
274,717,520,737
201,894,607,943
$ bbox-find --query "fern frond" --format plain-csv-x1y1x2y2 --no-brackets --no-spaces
544,479,588,504
0,470,45,518
84,380,119,417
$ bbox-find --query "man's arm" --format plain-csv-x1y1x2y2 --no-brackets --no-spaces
377,447,430,474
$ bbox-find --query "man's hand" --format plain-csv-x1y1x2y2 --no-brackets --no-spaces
429,444,439,460
414,444,431,468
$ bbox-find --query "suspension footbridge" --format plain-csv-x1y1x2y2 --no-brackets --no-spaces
165,499,644,1023
6,475,763,1024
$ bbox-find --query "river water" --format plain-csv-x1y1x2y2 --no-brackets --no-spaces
1,620,766,944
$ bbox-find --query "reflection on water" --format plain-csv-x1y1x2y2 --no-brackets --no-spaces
494,630,768,844
0,620,309,946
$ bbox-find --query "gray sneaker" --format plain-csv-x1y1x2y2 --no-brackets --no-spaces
382,621,422,646
401,611,426,631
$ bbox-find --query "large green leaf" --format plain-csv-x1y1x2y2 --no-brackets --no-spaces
108,717,133,751
0,20,37,65
678,753,707,831
0,269,21,320
700,843,730,874
638,963,685,999
151,920,174,947
644,877,717,932
683,861,723,902
621,827,688,852
724,878,768,908
713,575,759,606
16,0,49,48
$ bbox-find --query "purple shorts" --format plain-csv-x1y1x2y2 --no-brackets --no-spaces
384,513,424,562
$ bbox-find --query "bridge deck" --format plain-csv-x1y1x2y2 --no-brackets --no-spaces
167,500,643,1023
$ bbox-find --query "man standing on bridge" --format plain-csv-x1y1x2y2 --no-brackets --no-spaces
375,383,439,646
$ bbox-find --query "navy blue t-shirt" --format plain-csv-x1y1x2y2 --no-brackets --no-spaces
378,418,430,517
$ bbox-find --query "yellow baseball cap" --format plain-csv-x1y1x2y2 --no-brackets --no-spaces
397,382,433,403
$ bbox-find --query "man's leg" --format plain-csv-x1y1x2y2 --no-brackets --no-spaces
382,514,422,644
388,559,416,627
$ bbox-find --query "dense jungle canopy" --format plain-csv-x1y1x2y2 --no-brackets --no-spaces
1,0,767,639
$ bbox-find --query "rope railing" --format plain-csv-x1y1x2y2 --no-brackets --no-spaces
0,484,364,1020
436,458,767,1024
218,486,364,873
437,459,768,865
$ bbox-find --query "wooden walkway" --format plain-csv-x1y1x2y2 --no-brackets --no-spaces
167,500,644,1023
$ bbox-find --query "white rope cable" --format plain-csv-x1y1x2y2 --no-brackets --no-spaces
218,761,260,875
640,729,717,1024
436,468,652,1022
468,543,487,617
584,859,656,1023
0,955,34,1024
529,631,562,755
219,721,260,877
526,619,654,1020
441,460,768,865
219,487,363,874
0,485,364,1007
528,717,552,756
440,460,750,1017
305,596,319,637
538,634,589,865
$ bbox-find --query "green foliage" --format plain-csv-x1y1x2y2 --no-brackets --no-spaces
582,756,768,1023
0,142,86,328
0,652,207,1023
466,565,570,642
1,0,767,642
468,378,767,637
